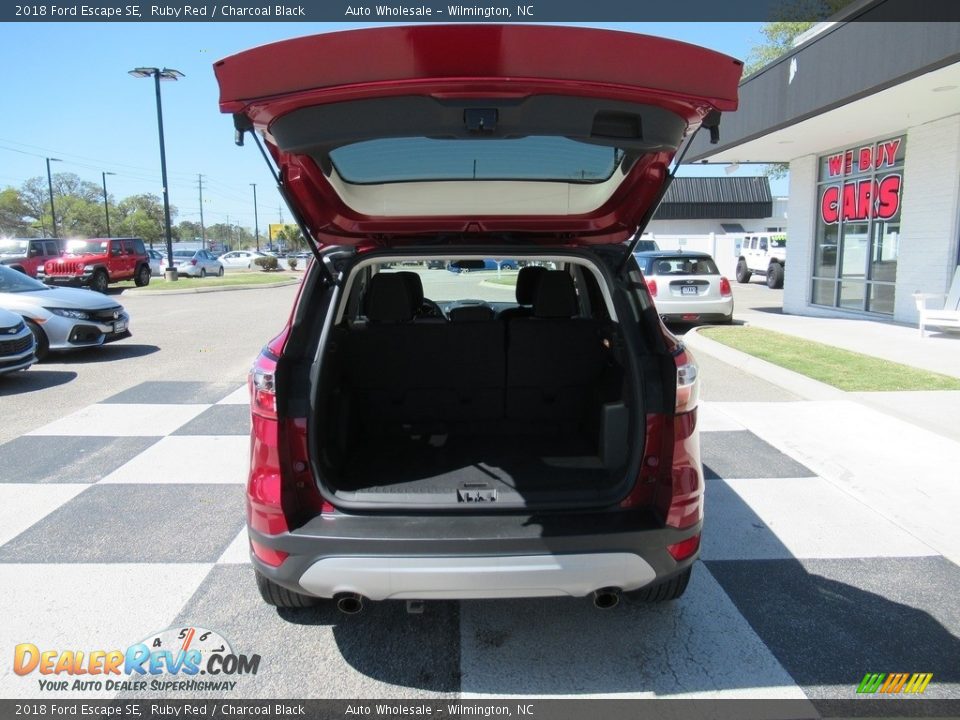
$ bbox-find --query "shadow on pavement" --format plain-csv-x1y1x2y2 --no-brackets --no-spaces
0,369,77,395
42,344,159,364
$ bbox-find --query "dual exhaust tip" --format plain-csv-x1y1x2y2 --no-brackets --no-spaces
333,590,622,613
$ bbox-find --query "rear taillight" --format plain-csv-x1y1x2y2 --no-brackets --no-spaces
623,345,704,530
250,351,277,420
719,276,732,297
674,348,699,414
190,258,197,266
646,278,658,297
247,328,327,565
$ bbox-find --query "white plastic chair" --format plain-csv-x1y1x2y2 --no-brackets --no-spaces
914,266,960,337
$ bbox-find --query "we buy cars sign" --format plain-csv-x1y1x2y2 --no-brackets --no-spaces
819,137,903,224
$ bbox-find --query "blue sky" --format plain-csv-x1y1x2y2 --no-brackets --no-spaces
0,21,777,232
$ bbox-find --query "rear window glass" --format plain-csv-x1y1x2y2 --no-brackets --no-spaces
328,137,624,184
647,257,719,275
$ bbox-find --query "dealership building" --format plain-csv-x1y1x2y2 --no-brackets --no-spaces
689,10,960,324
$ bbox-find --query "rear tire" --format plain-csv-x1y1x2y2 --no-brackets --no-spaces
90,269,109,293
200,268,207,278
735,259,752,284
218,266,224,277
26,320,49,362
255,569,319,608
626,567,692,603
767,263,784,289
134,265,150,287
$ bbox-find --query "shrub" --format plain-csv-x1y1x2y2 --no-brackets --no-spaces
287,256,298,271
254,255,279,272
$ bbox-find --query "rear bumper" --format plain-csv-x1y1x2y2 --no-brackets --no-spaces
251,510,700,600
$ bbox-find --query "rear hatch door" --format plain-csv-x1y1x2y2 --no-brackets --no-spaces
215,25,742,247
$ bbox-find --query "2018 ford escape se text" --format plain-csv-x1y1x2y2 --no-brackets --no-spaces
215,25,742,611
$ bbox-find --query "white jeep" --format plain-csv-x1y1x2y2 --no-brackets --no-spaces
736,234,786,289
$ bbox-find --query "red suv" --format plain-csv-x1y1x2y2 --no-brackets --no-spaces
38,238,151,292
0,238,63,278
217,26,741,611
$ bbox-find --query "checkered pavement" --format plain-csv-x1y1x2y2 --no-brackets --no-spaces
1,381,958,701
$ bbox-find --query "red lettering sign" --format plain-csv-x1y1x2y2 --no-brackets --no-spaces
827,154,844,178
819,174,901,224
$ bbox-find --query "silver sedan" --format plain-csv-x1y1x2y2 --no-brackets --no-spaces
172,249,224,278
0,265,130,360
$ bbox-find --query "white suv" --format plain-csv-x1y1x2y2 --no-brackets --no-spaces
736,234,786,289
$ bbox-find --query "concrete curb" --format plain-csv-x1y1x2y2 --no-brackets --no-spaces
683,325,846,401
123,278,300,297
478,279,517,291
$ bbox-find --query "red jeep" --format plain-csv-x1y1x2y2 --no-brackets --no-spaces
38,238,152,292
0,238,64,278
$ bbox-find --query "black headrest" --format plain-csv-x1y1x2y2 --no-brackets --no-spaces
395,271,424,307
515,266,548,305
448,305,495,322
364,273,415,323
533,271,579,319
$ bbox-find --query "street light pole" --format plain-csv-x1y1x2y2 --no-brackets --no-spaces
101,171,116,237
129,66,183,280
45,158,61,238
250,183,260,252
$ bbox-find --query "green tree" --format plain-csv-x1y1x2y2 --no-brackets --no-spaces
276,225,306,252
0,187,33,236
114,194,175,247
176,220,203,243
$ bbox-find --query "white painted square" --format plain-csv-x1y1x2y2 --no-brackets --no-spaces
0,563,212,699
710,401,960,564
697,402,747,432
0,484,88,547
27,404,209,437
459,562,808,700
100,436,249,484
703,477,939,561
216,529,251,564
216,386,250,405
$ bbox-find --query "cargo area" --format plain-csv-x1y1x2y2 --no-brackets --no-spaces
311,264,640,509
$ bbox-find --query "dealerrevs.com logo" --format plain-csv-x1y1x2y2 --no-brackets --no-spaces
857,672,933,695
13,626,260,693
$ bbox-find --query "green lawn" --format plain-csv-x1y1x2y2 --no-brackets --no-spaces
118,272,300,292
699,326,960,392
485,275,519,287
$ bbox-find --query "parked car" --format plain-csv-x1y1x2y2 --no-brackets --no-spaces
0,238,64,278
632,238,660,253
0,265,130,360
37,238,151,292
635,251,733,324
217,25,741,611
172,249,224,278
146,249,166,277
0,306,35,375
736,233,786,289
219,250,269,270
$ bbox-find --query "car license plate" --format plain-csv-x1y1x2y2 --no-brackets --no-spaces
681,286,698,295
114,320,127,333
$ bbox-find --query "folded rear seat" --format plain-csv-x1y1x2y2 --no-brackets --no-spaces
506,271,607,424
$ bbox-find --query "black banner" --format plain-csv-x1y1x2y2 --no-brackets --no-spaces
3,699,960,720
3,0,960,22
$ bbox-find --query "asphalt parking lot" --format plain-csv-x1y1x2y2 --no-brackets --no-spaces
1,277,958,704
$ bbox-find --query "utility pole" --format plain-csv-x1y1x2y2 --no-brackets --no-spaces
197,174,207,250
251,183,260,252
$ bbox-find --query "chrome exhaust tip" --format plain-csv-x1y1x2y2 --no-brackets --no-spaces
593,588,621,610
335,593,364,614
